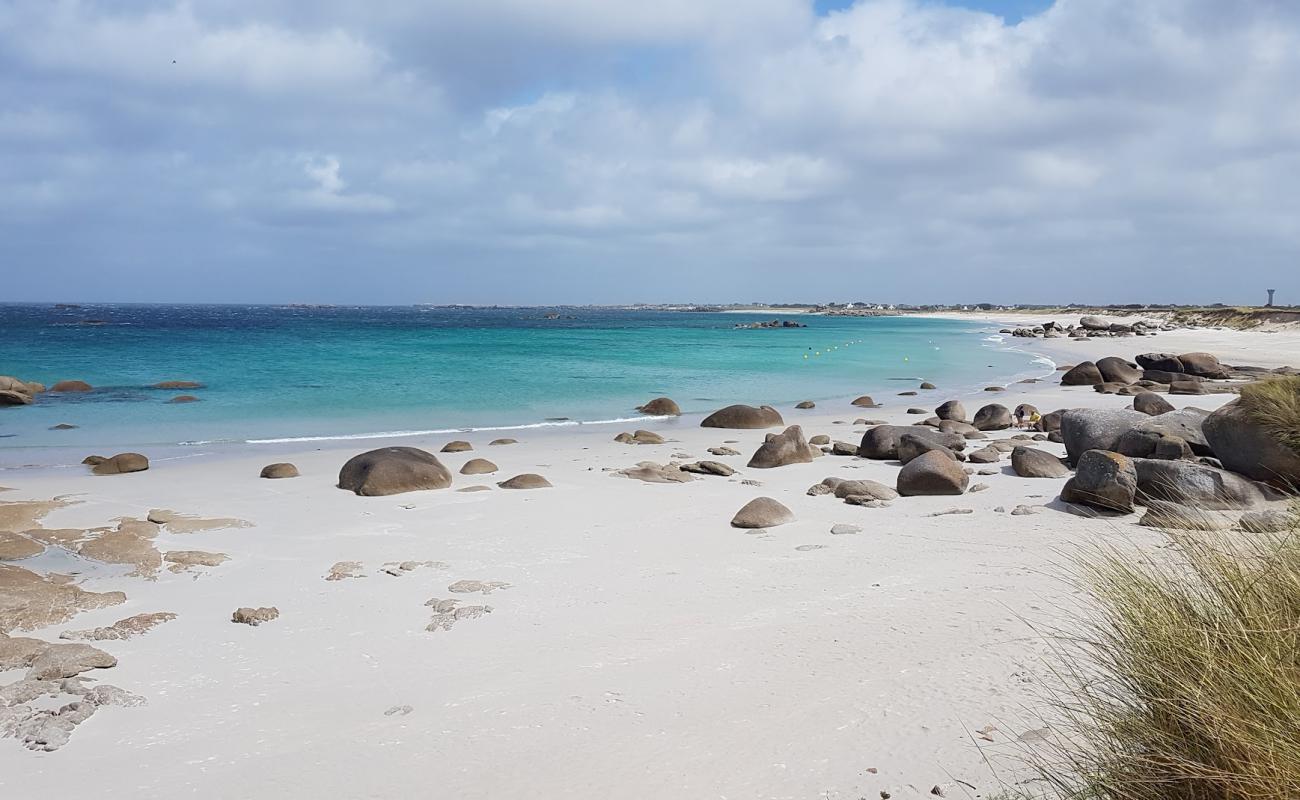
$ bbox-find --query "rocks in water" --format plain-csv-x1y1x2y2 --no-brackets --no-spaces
985,386,1005,392
680,460,735,476
967,445,1001,463
1203,400,1300,489
851,395,880,408
1011,446,1070,478
636,397,681,416
440,440,473,453
1133,392,1174,416
1059,409,1149,466
0,564,127,634
260,462,299,479
794,400,815,409
920,381,936,390
89,453,149,476
857,426,965,460
748,425,820,468
0,376,44,396
708,445,741,456
50,380,92,393
27,642,117,680
809,434,830,446
338,447,452,496
1133,458,1283,510
701,404,784,429
896,450,970,496
167,395,200,403
153,380,203,390
1060,362,1104,386
497,473,552,489
897,433,960,465
1061,450,1138,512
489,438,517,446
618,462,695,483
1096,356,1142,384
972,404,1012,431
935,400,967,422
1178,352,1231,379
459,458,499,475
730,497,794,528
0,390,33,406
231,607,279,626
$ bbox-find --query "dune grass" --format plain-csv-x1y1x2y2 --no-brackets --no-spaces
1237,375,1300,456
1026,513,1300,799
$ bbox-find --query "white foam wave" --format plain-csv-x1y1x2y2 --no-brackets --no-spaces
181,414,657,446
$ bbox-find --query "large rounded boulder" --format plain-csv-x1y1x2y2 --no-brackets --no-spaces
1202,399,1300,490
1011,446,1069,478
260,462,299,479
896,449,969,496
747,425,820,469
1061,450,1137,512
1136,353,1184,373
1133,392,1174,416
934,400,967,422
338,447,452,496
1178,352,1230,379
1060,362,1104,386
637,397,681,416
1059,409,1149,466
971,403,1012,431
858,426,965,460
1096,356,1142,384
90,452,149,476
730,497,794,528
701,404,784,429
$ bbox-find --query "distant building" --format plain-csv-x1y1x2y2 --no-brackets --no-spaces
1267,288,1276,307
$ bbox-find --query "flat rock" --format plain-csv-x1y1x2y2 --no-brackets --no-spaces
27,643,117,680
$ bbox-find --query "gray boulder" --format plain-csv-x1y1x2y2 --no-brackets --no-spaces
972,404,1012,431
1010,446,1069,478
1133,458,1284,509
857,426,965,460
1143,369,1203,385
747,425,820,469
1115,429,1194,461
897,433,960,465
1135,407,1211,455
1061,450,1138,512
1096,356,1142,384
1202,400,1300,490
1059,408,1149,466
339,447,452,496
1170,380,1208,395
1079,315,1110,331
701,404,784,429
896,450,970,496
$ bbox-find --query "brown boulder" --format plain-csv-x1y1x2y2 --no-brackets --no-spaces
636,397,681,416
934,400,967,422
1202,400,1300,489
730,497,794,528
747,425,820,468
90,453,149,475
51,380,92,392
701,404,784,429
259,463,299,479
441,440,473,452
896,450,970,496
338,447,452,496
497,473,552,489
459,458,498,475
1060,362,1103,386
1061,450,1137,512
153,380,204,390
1133,392,1174,416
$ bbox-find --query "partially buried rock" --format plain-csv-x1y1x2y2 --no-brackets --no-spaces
795,400,815,409
90,452,149,475
338,447,452,496
1133,458,1283,510
1011,446,1069,478
636,397,681,416
896,450,970,496
0,390,33,406
260,462,299,479
858,425,965,460
920,381,936,390
167,395,200,403
701,404,784,429
50,380,92,393
1096,356,1142,384
459,458,498,475
231,607,279,626
489,438,517,446
1170,380,1207,395
708,445,741,456
1061,450,1137,512
730,497,794,528
441,440,473,453
617,462,694,484
831,478,898,502
50,423,78,430
631,429,665,444
497,473,552,489
967,445,1001,463
1133,392,1175,416
747,425,820,468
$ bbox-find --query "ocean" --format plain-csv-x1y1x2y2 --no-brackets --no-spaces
0,304,1052,457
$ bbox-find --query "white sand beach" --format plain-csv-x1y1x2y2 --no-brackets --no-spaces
2,319,1296,799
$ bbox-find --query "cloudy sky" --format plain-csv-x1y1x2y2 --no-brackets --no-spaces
2,0,1297,306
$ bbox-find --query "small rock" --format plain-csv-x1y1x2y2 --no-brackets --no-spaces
231,607,279,626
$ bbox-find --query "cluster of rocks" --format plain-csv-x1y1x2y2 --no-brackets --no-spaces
1002,316,1169,339
1057,350,1291,398
733,319,806,329
1,375,208,408
335,446,550,496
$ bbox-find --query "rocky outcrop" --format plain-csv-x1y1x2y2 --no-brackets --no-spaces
748,425,820,468
972,404,1012,431
50,380,92,393
730,497,794,528
1061,450,1138,512
897,450,969,496
259,462,299,479
1134,407,1211,455
1059,409,1149,465
1202,400,1300,489
338,447,452,496
857,426,965,460
829,479,899,502
0,390,32,406
153,380,204,390
700,404,784,429
440,441,473,453
1136,353,1184,373
618,462,695,484
1011,446,1069,478
680,461,735,477
636,397,681,416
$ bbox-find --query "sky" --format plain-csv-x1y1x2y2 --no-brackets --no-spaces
1,0,1298,307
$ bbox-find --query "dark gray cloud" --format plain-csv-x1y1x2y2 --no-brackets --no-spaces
2,0,1298,305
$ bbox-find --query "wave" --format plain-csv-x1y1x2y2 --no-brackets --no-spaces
180,414,657,446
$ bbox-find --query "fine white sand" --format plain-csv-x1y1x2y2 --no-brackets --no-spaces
1,318,1295,799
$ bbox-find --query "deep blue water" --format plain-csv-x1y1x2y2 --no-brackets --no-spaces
0,304,1051,451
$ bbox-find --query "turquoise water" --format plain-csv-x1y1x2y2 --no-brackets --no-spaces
0,305,1050,455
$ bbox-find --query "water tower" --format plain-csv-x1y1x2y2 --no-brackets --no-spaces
1267,289,1276,307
